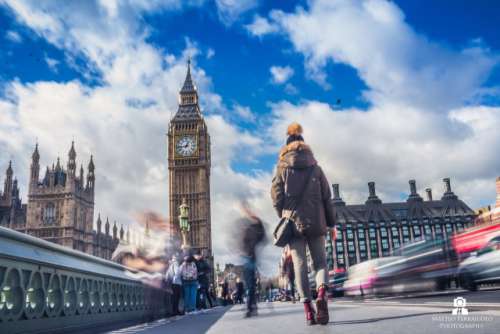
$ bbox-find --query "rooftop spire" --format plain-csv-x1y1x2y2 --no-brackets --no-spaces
174,59,202,120
32,143,40,162
6,160,12,176
68,141,76,160
180,58,196,93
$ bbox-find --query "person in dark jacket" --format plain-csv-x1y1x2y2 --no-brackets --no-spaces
271,122,335,326
235,278,245,304
222,279,229,306
194,251,212,309
237,204,266,317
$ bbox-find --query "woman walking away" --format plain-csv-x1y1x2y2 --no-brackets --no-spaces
180,254,198,313
271,122,335,326
165,253,183,315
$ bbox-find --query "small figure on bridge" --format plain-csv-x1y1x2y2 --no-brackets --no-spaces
195,250,213,309
165,253,183,315
180,254,198,313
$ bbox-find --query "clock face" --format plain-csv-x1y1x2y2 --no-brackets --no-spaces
176,136,197,157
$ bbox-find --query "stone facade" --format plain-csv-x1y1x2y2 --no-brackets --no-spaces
0,161,27,230
0,143,123,260
167,61,212,258
328,178,476,270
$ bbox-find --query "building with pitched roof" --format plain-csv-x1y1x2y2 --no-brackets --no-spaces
327,178,476,270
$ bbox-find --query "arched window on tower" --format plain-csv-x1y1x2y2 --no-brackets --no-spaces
43,203,56,224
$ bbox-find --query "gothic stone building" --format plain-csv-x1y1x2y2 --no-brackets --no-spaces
0,161,27,230
167,61,212,258
0,143,121,260
327,178,476,271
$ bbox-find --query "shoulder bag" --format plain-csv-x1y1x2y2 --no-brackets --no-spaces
273,166,315,247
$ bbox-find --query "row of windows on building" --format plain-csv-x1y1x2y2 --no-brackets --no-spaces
325,216,475,269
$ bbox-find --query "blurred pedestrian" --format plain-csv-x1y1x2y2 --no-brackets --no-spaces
235,278,245,304
165,253,183,315
237,204,266,317
271,122,335,326
179,254,198,313
195,251,213,309
222,279,229,306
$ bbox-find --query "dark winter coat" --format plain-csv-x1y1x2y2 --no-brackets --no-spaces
240,217,266,260
195,258,211,287
271,141,335,238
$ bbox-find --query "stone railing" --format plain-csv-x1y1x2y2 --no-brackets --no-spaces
0,226,171,334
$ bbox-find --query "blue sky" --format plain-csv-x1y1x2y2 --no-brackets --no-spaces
1,0,499,272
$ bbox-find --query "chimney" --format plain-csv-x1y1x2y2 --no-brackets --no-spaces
443,178,452,193
332,184,340,199
332,183,346,206
425,188,433,201
407,179,423,202
368,182,376,198
409,180,417,195
441,177,458,200
366,181,382,204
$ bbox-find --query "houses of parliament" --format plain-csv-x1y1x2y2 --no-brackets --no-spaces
0,143,120,260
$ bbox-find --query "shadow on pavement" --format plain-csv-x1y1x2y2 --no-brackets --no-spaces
330,311,450,325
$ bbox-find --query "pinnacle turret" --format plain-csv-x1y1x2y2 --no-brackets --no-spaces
32,143,40,162
67,141,76,175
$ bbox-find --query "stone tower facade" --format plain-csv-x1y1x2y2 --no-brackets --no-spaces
167,61,212,257
25,142,118,258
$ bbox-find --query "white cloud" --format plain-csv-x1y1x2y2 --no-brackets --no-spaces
215,0,258,26
245,14,278,36
233,104,256,122
206,47,215,59
5,30,22,42
258,0,497,102
44,55,59,72
270,65,294,84
284,83,298,95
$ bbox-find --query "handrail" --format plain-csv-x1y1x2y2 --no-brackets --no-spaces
0,226,172,334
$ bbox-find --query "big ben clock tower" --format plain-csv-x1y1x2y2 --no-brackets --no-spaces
167,60,212,259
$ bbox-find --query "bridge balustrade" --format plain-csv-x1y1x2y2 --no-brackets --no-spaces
0,226,171,334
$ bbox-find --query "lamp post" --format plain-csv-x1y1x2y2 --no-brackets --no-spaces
179,198,190,251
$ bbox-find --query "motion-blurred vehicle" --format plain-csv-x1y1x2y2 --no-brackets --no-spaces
328,268,347,297
458,236,500,291
452,223,500,259
343,257,400,296
372,238,459,295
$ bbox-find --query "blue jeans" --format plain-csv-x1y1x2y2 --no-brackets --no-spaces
183,280,198,312
243,256,257,311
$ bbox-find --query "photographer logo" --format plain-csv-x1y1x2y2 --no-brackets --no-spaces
452,297,468,315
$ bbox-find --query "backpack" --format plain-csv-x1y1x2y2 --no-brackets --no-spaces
182,262,197,281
